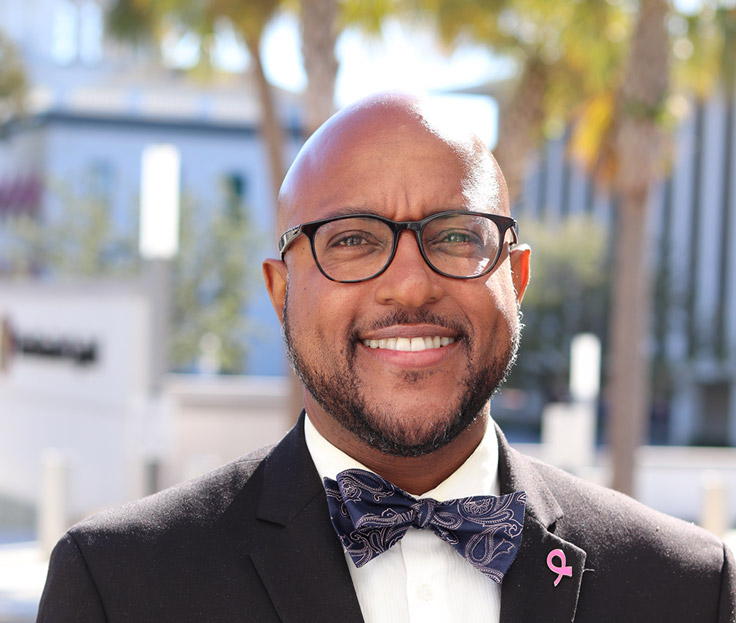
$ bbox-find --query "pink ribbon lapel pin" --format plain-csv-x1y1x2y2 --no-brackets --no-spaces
547,549,573,586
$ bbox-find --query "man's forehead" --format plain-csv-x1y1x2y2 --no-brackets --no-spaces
277,94,507,232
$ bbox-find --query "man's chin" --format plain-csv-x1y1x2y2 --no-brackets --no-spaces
350,406,473,458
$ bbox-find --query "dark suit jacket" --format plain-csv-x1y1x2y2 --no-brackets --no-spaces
37,417,736,622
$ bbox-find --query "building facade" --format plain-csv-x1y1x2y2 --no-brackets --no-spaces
0,0,300,377
514,92,736,447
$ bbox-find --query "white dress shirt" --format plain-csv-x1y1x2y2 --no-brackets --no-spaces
304,415,502,623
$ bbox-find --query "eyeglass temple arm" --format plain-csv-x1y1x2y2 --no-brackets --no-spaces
508,221,519,248
278,225,303,258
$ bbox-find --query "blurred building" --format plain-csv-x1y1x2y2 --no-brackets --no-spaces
510,93,736,447
0,0,299,377
0,278,293,532
0,0,306,541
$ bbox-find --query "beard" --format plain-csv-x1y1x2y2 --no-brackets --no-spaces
283,289,521,458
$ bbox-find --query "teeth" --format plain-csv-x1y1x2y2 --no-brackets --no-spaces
396,337,411,351
362,336,456,351
410,337,425,352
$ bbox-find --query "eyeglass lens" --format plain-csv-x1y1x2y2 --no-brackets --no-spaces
312,214,503,282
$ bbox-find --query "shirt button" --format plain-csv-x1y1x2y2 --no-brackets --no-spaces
417,584,433,601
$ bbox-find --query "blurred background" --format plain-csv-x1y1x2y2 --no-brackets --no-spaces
1,0,736,619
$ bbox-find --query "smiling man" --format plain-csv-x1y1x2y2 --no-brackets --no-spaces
37,94,735,622
265,94,526,497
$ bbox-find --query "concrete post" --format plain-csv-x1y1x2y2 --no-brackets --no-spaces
39,449,69,557
700,470,727,537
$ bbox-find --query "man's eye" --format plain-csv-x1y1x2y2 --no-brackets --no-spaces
326,230,382,250
435,230,481,245
337,234,370,246
440,231,473,243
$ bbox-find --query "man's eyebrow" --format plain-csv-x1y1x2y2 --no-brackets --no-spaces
318,206,377,219
317,206,474,221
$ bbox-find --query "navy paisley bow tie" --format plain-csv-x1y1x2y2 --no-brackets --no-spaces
323,468,526,583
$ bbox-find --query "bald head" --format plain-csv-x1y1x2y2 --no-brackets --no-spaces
277,93,509,236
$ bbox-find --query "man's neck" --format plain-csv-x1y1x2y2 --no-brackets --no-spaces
305,402,489,495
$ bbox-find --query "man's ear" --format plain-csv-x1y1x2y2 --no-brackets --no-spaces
509,244,531,304
263,258,288,325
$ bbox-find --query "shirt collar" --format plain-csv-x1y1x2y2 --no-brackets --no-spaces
304,413,500,499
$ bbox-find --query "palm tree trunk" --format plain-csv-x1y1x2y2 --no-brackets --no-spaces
300,0,339,136
245,35,286,209
608,0,670,496
608,190,652,494
244,34,306,419
280,0,341,423
494,58,548,202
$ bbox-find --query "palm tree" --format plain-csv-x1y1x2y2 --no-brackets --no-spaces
412,0,675,496
606,0,670,495
210,0,286,203
299,0,340,135
107,0,286,210
0,30,26,124
417,0,628,199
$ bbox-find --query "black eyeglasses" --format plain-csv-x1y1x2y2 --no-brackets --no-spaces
278,210,518,283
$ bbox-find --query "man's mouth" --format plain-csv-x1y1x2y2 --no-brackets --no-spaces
361,336,457,352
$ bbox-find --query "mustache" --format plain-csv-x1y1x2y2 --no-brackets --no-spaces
351,308,469,340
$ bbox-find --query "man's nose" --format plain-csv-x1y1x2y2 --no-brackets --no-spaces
373,231,445,307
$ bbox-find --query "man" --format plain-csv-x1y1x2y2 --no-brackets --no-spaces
37,94,735,622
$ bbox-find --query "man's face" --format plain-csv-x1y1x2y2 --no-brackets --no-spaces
268,105,528,458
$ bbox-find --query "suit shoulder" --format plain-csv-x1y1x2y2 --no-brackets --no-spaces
528,457,727,566
68,444,273,542
511,454,736,620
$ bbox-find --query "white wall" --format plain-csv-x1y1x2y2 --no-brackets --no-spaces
162,374,292,487
0,281,292,534
0,279,156,522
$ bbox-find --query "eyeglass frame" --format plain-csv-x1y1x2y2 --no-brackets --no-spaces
277,210,519,283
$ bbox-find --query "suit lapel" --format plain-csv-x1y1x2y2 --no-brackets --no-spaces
497,425,588,623
235,417,588,622
243,414,364,623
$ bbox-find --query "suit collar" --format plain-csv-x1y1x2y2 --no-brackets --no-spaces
496,422,563,528
255,412,324,526
238,416,587,622
244,413,365,623
496,424,588,623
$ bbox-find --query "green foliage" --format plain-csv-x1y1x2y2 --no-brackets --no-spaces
0,31,27,124
412,0,631,134
0,178,139,279
520,215,608,309
340,0,406,34
107,0,159,45
1,176,260,374
107,0,280,60
672,6,736,97
169,189,261,374
208,0,281,43
0,215,51,276
510,215,609,397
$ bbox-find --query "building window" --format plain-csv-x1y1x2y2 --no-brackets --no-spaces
79,1,104,65
51,1,104,65
51,0,78,65
222,173,248,218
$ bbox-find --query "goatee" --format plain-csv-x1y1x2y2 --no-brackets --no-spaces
283,290,521,457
